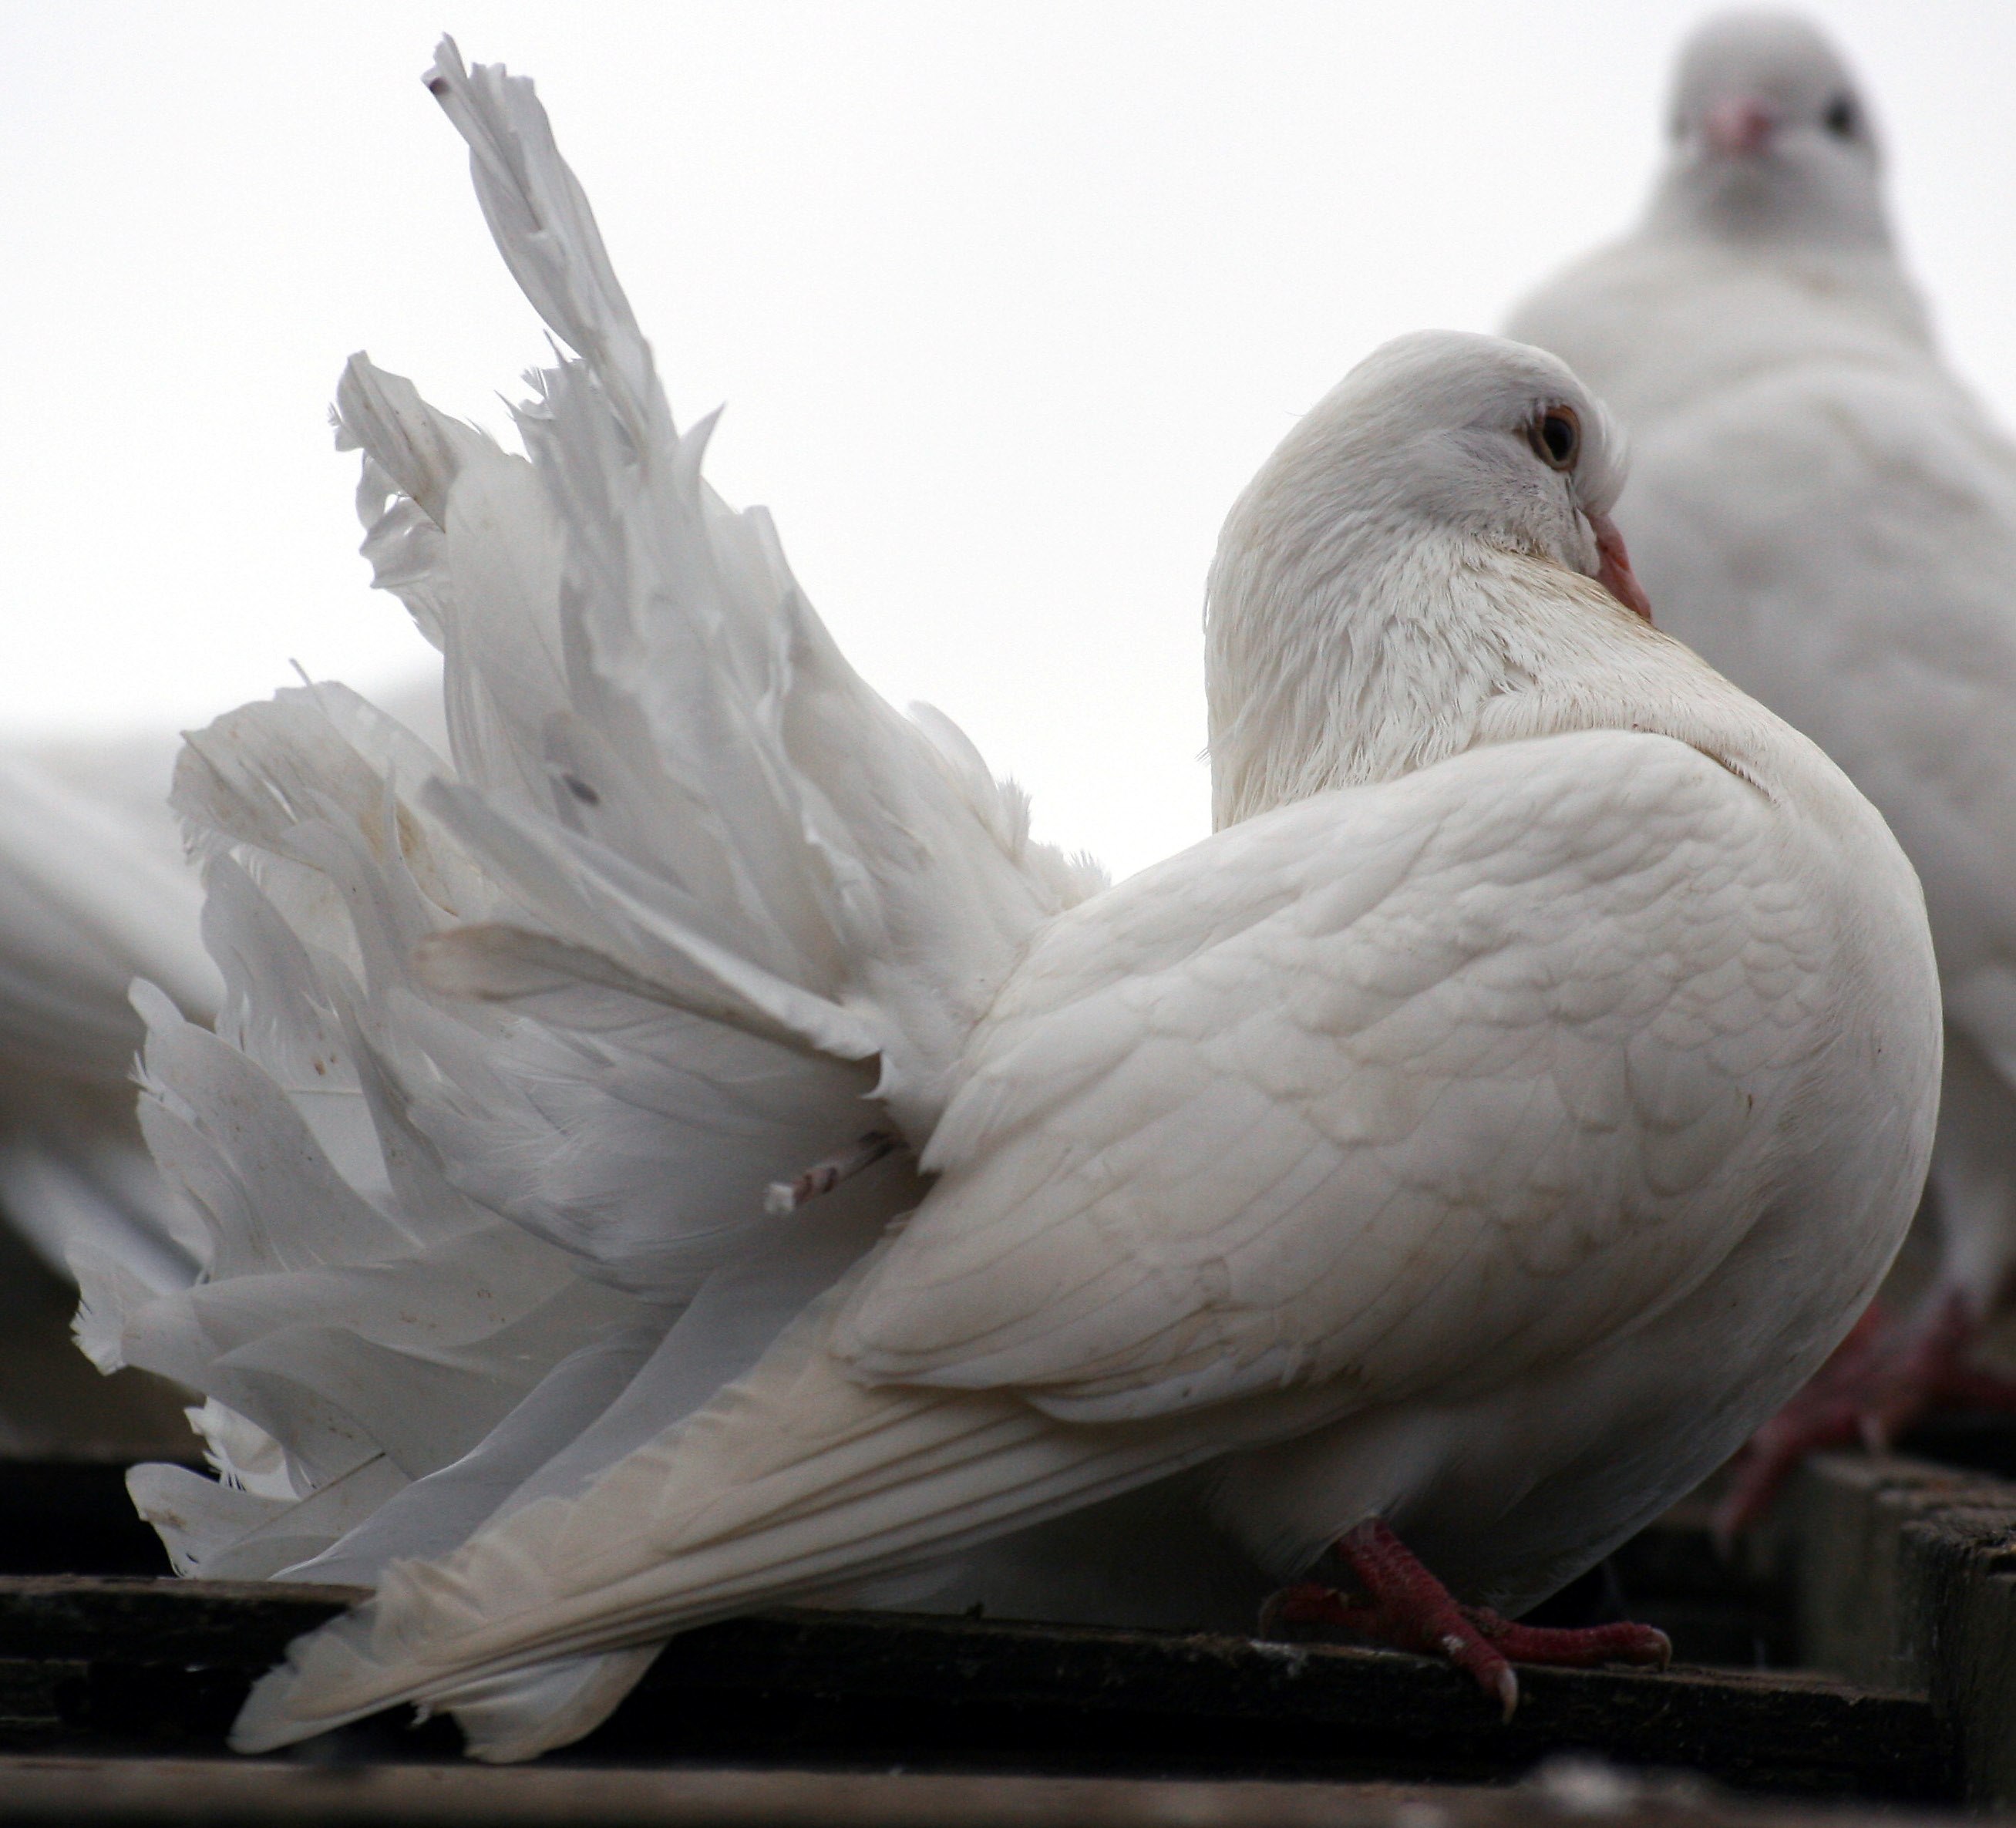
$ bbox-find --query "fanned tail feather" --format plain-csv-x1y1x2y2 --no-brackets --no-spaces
116,29,1106,1735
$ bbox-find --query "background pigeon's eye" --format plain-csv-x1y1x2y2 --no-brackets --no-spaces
1530,407,1580,472
1823,94,1856,138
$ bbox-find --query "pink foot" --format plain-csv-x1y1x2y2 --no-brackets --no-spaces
764,1129,900,1214
1714,1291,2016,1543
1259,1519,1671,1721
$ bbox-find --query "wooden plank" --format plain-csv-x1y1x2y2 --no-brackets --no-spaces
0,1462,1793,1674
0,1468,1796,1668
1776,1452,2016,1809
0,1756,1967,1828
0,1576,362,1662
0,1577,1954,1804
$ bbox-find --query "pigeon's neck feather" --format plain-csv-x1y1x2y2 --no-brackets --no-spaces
1644,157,1891,261
1207,537,1786,829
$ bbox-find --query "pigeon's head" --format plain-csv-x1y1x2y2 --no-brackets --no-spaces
1651,12,1888,251
1223,330,1647,624
1206,332,1654,820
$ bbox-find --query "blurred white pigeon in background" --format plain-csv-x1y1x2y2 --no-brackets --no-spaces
1507,9,2016,1527
0,685,442,1453
0,737,212,1270
0,735,218,1454
69,41,1940,1761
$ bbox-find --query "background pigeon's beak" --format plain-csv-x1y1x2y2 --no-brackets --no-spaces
1702,98,1776,158
1589,512,1654,622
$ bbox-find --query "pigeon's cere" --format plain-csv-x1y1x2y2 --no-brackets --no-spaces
1510,8,2016,1520
81,35,1941,1763
1590,513,1653,621
1701,96,1777,157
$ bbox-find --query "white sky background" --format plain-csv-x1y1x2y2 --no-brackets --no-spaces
4,2,2015,879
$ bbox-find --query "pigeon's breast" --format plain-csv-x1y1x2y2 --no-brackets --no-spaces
1202,719,1939,1607
1506,238,1934,432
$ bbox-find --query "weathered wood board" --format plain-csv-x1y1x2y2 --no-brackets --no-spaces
0,1576,1953,1804
1772,1451,2016,1810
15,1454,2016,1816
0,1754,1970,1828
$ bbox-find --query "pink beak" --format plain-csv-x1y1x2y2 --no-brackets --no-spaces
1702,96,1775,158
1590,511,1653,623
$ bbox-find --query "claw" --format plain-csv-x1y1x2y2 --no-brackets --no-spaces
1258,1520,1671,1722
764,1130,900,1214
1476,1611,1671,1671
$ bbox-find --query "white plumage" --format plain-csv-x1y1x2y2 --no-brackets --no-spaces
1507,10,2016,1455
87,39,1940,1761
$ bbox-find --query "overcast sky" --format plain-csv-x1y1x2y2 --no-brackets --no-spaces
5,2,2015,876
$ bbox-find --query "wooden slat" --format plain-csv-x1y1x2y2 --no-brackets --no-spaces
0,1756,1968,1828
0,1577,1954,1804
1778,1452,2016,1809
0,1576,362,1661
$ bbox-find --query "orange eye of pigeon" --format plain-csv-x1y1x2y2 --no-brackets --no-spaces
1530,408,1580,472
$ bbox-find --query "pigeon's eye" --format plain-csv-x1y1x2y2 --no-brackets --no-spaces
1530,407,1580,472
1823,94,1856,138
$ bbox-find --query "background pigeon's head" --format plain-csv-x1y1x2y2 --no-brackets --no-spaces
1244,330,1641,614
1651,11,1888,251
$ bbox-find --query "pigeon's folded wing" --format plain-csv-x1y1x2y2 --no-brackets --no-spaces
836,724,1850,1422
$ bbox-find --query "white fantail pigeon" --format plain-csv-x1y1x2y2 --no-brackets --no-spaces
93,41,1939,1761
1506,10,2016,1527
